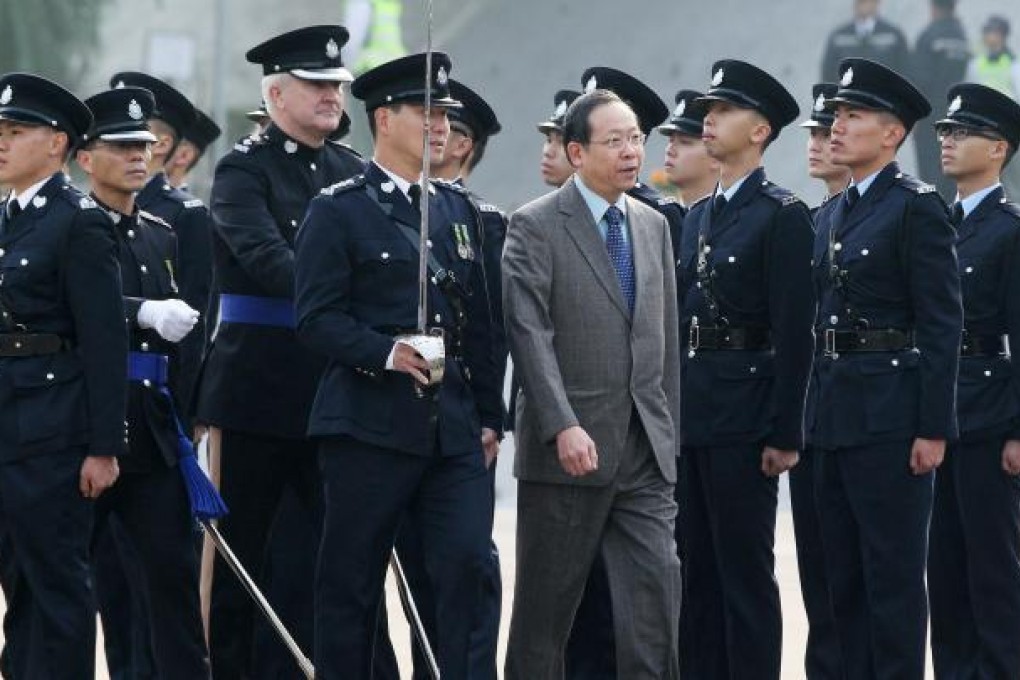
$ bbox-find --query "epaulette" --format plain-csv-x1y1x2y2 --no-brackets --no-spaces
657,195,680,207
819,192,839,207
893,172,937,194
78,196,98,210
183,198,204,209
320,175,365,196
689,194,712,210
233,133,266,154
760,180,803,207
477,202,503,214
139,209,172,230
329,140,364,159
431,178,468,196
998,196,1020,219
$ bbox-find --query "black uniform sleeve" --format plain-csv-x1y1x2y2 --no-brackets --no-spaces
211,155,295,297
1003,224,1020,439
172,207,211,419
65,211,128,457
767,202,817,451
908,194,963,440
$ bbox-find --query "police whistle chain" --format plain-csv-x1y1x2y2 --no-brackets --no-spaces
396,0,445,392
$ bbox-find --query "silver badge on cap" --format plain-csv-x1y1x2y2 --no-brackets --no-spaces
840,67,854,87
284,140,298,154
114,80,126,89
675,99,687,117
814,93,826,112
128,99,143,120
711,68,724,87
325,38,340,60
554,100,568,117
437,66,448,87
0,85,11,106
585,75,597,93
947,95,962,116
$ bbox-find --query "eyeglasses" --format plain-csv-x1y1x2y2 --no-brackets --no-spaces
589,132,646,150
936,126,1004,143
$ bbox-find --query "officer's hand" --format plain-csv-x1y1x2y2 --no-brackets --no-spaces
137,299,200,343
910,437,945,475
761,447,799,477
391,342,431,385
1002,440,1020,476
481,427,499,469
80,455,119,499
556,426,598,477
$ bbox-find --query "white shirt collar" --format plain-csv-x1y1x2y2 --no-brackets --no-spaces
855,16,877,36
715,171,753,203
373,160,434,202
573,174,628,225
10,176,53,211
957,182,1002,218
851,167,883,198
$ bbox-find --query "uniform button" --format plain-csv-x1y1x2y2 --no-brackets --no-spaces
291,220,297,227
142,379,151,387
696,281,702,288
127,229,135,238
833,243,842,252
861,248,869,256
140,342,149,351
688,350,696,358
985,370,993,377
703,245,711,254
13,341,21,349
749,366,757,374
140,264,148,273
434,314,441,323
310,163,317,171
676,259,682,266
728,256,736,263
381,252,390,260
965,266,973,273
426,239,433,249
830,315,838,325
46,372,54,380
20,258,28,266
891,359,899,367
0,248,5,256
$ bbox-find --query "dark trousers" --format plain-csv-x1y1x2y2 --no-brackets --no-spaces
816,441,933,680
93,464,210,679
208,430,321,680
0,450,96,679
929,435,1020,679
682,443,782,680
314,436,491,680
564,555,617,680
789,447,844,679
92,516,157,680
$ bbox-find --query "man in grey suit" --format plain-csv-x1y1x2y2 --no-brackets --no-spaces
502,89,683,680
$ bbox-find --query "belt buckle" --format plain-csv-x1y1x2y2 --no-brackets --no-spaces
824,328,837,358
689,323,700,351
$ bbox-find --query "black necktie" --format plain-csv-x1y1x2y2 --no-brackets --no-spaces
7,200,22,222
844,186,860,211
408,184,422,215
712,194,727,217
950,202,964,227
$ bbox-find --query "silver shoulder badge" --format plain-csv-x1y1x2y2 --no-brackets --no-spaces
128,99,143,120
79,196,98,209
183,199,204,209
0,85,12,106
321,177,359,195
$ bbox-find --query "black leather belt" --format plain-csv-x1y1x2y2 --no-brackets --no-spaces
823,328,913,356
689,325,771,351
960,330,1008,357
0,333,71,357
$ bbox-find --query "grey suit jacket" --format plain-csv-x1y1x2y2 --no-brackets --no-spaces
503,177,681,486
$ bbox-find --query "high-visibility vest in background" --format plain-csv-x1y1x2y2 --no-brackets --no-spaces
973,53,1017,98
354,0,407,75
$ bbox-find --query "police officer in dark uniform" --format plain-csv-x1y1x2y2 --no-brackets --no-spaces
912,0,970,198
294,52,503,679
167,107,223,191
820,0,910,81
795,82,847,680
812,58,962,678
562,66,681,680
538,89,581,189
77,86,210,679
929,83,1020,679
389,76,506,680
679,60,814,680
194,25,364,679
657,89,717,210
0,72,126,678
110,72,211,415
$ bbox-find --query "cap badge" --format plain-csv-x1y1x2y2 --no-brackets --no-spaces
711,68,724,87
675,99,687,117
284,140,298,154
31,195,46,209
114,81,126,89
0,85,12,106
814,93,826,112
128,99,143,120
325,38,340,60
584,75,597,93
436,66,448,87
947,95,962,116
554,100,567,117
840,67,854,87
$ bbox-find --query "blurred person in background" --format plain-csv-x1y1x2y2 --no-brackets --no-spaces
821,0,909,81
912,0,969,200
658,89,717,208
538,89,581,189
166,108,222,192
968,15,1020,198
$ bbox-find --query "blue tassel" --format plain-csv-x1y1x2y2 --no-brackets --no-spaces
177,432,229,521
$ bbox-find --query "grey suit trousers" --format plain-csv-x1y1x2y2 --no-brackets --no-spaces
505,414,682,680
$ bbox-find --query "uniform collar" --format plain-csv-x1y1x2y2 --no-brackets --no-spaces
90,193,139,230
851,166,884,198
264,123,324,159
715,169,754,203
9,175,53,211
371,160,433,203
957,182,1002,219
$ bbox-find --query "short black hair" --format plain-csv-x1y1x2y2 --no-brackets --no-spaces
561,89,627,152
366,103,403,139
465,134,488,173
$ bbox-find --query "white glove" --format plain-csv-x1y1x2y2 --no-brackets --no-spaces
137,299,200,343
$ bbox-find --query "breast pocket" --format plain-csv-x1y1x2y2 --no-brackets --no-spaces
857,350,920,434
350,239,417,309
0,246,57,304
711,356,775,435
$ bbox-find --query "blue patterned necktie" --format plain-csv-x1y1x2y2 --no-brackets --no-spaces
604,205,635,312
